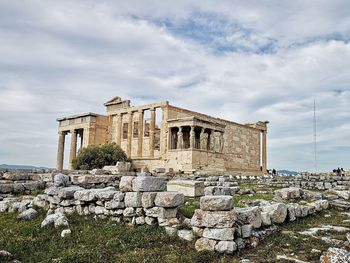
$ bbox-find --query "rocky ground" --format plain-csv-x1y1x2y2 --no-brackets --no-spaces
0,174,349,263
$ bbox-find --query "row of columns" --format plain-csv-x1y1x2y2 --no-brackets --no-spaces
173,126,224,152
56,129,83,171
115,108,156,158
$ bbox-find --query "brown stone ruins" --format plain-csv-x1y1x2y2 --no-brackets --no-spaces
56,97,268,174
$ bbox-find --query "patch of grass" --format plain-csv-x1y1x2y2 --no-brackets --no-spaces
239,208,349,262
179,197,200,218
0,209,240,263
0,205,348,262
233,192,274,207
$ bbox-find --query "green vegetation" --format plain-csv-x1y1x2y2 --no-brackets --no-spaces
239,208,349,262
179,197,200,218
233,192,274,207
0,203,348,262
72,143,127,170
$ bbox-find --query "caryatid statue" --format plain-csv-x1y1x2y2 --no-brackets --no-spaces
177,127,183,149
200,129,208,150
190,126,195,148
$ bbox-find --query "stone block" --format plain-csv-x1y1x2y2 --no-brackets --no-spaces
177,230,194,241
203,227,235,241
124,192,142,207
105,200,125,210
191,209,236,228
95,190,119,201
261,203,287,224
215,241,237,254
204,186,234,196
0,184,14,193
241,224,253,238
200,196,233,211
119,176,135,192
58,186,84,199
144,207,177,218
235,206,262,228
274,187,302,200
195,237,217,252
54,173,70,187
141,192,157,208
154,192,184,208
132,176,166,192
167,180,204,197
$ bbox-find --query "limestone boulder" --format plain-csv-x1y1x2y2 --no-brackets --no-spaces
200,196,233,211
215,241,237,254
204,186,234,196
167,180,204,197
41,212,68,228
17,208,38,220
74,187,115,202
44,186,60,196
177,230,194,241
141,192,157,208
332,190,350,200
203,227,235,241
144,207,177,218
58,186,84,199
191,209,236,228
274,187,303,200
195,237,217,252
154,192,184,208
54,173,70,187
119,176,135,192
0,183,14,193
124,192,142,207
241,224,253,238
261,203,287,224
95,190,119,201
132,176,167,192
235,206,262,228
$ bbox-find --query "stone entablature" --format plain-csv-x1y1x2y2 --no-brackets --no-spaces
56,97,268,174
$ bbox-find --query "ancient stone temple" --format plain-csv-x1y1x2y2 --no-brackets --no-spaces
56,97,268,174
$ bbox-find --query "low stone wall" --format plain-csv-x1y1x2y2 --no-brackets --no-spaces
32,175,184,228
190,192,329,254
194,174,350,191
0,170,47,194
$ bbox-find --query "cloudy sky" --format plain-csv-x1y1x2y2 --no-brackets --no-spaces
0,0,349,172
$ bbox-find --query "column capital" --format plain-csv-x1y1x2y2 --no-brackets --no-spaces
58,131,66,136
149,107,156,112
70,129,77,134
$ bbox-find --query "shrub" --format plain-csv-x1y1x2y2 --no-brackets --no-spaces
72,143,127,170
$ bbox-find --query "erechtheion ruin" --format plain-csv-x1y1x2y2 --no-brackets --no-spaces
56,97,268,174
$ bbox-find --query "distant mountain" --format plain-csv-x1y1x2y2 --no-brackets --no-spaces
0,164,50,170
278,169,299,176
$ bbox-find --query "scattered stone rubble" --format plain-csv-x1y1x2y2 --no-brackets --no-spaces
1,167,350,260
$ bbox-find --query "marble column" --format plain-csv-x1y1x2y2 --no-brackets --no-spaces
177,127,183,149
69,129,78,170
137,110,144,157
56,131,66,171
127,112,133,157
116,114,122,146
149,108,156,157
262,130,267,175
189,126,195,149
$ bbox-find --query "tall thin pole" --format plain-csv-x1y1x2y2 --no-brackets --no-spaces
313,100,317,173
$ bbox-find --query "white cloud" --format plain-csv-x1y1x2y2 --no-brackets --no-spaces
0,0,349,171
